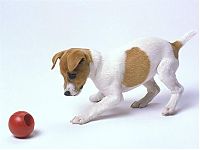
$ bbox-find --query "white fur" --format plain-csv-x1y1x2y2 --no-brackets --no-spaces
70,31,196,124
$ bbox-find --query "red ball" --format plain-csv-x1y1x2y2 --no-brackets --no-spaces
8,111,35,138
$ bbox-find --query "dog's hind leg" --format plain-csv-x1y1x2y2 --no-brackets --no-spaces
157,59,184,115
131,78,160,108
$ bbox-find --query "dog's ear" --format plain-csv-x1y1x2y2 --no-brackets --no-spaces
67,50,86,72
51,51,65,70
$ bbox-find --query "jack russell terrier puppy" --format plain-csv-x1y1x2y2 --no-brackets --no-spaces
51,31,196,124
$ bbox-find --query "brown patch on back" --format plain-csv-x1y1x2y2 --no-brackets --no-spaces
52,48,92,91
122,47,150,87
170,41,182,59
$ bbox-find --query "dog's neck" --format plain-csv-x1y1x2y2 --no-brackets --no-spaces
89,50,102,80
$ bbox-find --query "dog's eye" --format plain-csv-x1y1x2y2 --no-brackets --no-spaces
68,73,76,80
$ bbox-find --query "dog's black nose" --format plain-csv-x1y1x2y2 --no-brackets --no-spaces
64,91,71,96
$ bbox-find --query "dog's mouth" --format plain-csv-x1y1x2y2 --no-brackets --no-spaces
74,85,84,96
73,85,84,96
70,89,82,96
80,85,84,90
74,91,81,96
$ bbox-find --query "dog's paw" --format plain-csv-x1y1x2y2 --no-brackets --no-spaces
162,107,175,116
70,116,89,125
131,101,148,108
89,94,102,103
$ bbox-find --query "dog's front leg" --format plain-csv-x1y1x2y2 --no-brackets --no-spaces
89,91,105,102
71,94,123,124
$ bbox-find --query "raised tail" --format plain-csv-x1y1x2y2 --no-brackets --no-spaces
178,30,197,45
170,31,197,59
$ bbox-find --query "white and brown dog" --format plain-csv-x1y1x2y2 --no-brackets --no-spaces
51,31,196,124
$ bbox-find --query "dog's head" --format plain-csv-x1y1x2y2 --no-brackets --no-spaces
51,48,92,96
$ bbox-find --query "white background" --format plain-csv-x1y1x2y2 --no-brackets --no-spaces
0,0,199,149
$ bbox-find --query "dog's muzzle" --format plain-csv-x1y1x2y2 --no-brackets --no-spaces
64,84,84,96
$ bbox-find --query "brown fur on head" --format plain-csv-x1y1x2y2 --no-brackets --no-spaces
51,48,92,95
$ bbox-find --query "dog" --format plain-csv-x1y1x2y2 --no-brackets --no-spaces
51,31,196,124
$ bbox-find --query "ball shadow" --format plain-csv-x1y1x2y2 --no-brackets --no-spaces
15,129,42,139
28,129,41,139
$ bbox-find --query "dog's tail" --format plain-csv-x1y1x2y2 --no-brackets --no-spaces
170,30,197,59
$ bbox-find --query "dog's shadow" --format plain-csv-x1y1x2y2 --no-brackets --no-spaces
177,88,199,113
94,102,160,121
91,88,198,122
